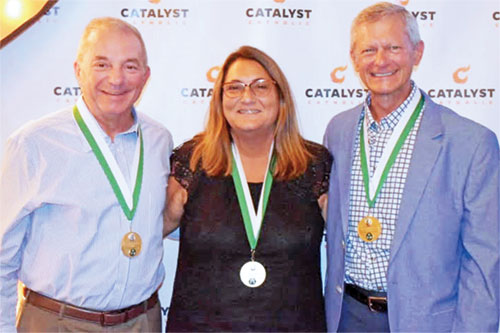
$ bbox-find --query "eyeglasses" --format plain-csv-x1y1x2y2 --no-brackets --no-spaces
222,79,277,98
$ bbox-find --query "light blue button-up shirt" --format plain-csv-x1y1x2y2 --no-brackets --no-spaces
0,98,173,331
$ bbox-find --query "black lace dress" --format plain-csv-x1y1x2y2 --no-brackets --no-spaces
166,140,332,332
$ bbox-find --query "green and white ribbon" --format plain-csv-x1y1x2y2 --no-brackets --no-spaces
73,103,143,220
360,90,424,207
231,142,274,250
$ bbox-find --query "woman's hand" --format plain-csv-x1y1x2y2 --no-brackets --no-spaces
317,193,328,221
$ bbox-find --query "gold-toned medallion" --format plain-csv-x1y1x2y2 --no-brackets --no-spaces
357,216,382,242
121,232,142,257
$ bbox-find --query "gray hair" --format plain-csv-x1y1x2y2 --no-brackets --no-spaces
76,17,148,66
350,2,421,51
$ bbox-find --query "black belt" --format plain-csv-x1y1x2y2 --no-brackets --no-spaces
344,283,387,313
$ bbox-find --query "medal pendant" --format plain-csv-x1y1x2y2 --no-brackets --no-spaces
121,232,142,257
357,216,382,242
240,261,266,288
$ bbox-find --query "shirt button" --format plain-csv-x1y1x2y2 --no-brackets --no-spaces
341,240,345,249
336,285,343,294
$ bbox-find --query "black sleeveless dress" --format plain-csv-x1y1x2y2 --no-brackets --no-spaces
166,140,332,332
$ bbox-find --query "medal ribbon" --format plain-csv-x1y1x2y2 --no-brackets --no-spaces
360,92,424,207
231,142,274,250
73,104,143,220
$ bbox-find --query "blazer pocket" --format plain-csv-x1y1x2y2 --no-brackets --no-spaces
430,308,455,332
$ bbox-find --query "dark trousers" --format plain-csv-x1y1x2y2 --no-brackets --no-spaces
338,293,390,332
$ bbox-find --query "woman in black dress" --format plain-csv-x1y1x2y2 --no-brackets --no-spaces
164,45,332,332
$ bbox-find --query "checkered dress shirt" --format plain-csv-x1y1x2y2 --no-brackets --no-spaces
345,84,425,291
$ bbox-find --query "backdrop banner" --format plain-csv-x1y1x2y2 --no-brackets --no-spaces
1,0,498,329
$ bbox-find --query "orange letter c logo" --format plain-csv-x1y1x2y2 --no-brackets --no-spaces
206,66,220,83
453,66,470,84
330,65,348,84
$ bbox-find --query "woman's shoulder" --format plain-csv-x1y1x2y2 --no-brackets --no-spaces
173,136,208,167
170,138,201,191
304,140,332,166
301,140,332,198
172,138,197,159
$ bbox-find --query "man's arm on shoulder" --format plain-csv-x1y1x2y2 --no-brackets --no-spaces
453,129,500,331
0,134,37,332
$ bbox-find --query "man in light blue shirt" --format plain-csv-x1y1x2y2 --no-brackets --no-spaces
0,17,172,332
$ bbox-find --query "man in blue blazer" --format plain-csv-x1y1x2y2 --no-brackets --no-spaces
323,2,499,332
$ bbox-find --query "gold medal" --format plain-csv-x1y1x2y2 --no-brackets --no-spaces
121,232,142,257
357,216,382,242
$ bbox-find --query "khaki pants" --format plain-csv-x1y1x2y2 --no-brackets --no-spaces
16,296,162,332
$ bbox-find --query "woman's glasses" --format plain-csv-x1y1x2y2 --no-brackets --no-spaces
222,79,276,98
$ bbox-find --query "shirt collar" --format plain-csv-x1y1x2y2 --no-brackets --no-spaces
363,81,418,131
75,97,139,151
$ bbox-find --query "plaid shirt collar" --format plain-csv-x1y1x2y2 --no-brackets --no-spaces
363,81,418,132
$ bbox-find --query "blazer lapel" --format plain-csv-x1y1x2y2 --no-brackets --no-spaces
339,107,363,235
389,92,444,263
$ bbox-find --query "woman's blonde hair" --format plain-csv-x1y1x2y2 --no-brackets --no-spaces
190,45,312,181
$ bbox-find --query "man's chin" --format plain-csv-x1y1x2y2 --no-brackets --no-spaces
97,102,133,116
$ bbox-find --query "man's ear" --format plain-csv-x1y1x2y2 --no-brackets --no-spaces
350,49,359,73
413,40,425,66
74,61,81,81
144,65,151,83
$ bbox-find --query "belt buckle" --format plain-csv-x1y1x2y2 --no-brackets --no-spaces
99,313,109,326
22,287,31,300
100,312,128,327
367,296,386,312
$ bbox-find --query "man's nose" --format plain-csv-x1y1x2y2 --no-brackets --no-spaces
108,67,124,85
374,49,388,65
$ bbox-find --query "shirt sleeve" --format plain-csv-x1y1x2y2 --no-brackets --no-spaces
0,134,38,332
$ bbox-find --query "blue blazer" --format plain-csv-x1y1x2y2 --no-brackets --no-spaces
323,91,499,332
